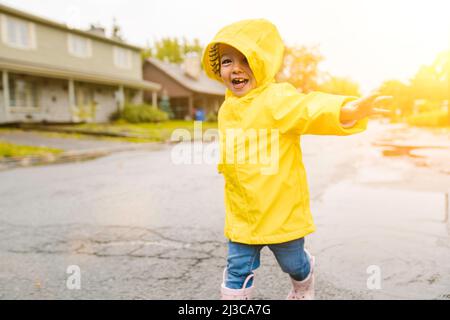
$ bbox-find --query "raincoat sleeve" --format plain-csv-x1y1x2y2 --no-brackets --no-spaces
268,83,368,136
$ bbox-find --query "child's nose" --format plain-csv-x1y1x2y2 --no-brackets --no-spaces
232,63,244,73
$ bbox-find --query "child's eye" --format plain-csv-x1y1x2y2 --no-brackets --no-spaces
221,59,231,65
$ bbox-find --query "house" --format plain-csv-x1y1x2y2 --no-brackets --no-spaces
0,3,161,124
143,54,225,119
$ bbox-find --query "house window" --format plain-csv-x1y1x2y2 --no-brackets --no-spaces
68,33,92,58
113,46,132,69
9,76,39,108
1,14,36,49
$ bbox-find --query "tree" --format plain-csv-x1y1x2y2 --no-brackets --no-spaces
181,37,203,58
410,50,449,102
150,37,204,64
378,79,413,118
153,37,183,63
375,50,449,122
276,45,324,93
141,41,153,62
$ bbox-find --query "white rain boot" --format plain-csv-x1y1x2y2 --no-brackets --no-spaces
220,268,255,300
286,249,315,300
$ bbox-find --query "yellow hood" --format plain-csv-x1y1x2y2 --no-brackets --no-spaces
202,19,285,90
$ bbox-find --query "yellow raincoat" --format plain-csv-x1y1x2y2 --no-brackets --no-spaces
202,19,368,244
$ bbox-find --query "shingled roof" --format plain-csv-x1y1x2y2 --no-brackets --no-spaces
146,57,226,96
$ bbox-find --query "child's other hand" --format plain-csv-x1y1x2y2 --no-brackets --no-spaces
340,92,393,124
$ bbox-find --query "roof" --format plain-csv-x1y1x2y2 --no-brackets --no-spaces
146,57,226,96
0,57,161,91
0,3,142,51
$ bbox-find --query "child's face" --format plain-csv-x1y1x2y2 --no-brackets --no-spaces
219,44,256,97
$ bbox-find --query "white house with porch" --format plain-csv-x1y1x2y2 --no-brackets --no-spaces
0,3,161,124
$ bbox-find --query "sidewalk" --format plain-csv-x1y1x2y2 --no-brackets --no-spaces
0,129,165,171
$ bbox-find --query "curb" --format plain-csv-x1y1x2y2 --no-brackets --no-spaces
18,124,151,139
0,142,167,171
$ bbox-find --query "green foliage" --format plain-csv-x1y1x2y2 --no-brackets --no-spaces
377,50,449,127
181,37,203,58
109,108,122,122
155,37,183,63
0,141,62,158
78,102,97,122
121,104,169,123
206,111,218,122
141,47,152,62
378,80,414,118
151,37,203,64
159,95,174,119
407,109,449,127
70,102,97,123
410,50,449,102
276,45,324,93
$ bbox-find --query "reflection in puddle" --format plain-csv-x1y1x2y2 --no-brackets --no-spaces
374,141,450,174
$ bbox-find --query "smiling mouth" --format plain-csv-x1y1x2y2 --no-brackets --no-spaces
231,78,249,89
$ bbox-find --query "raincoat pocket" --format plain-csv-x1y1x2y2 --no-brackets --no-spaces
223,165,251,222
234,163,275,222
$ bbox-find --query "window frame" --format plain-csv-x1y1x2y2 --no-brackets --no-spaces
113,46,132,69
67,33,92,58
8,75,41,112
0,14,36,50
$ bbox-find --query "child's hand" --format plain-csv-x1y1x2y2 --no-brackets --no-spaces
340,92,393,125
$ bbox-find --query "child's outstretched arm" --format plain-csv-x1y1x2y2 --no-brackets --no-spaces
267,83,392,136
339,92,392,128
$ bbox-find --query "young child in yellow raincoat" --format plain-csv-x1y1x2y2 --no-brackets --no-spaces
201,19,390,300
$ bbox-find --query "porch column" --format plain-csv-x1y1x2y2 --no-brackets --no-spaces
118,85,125,111
214,99,220,112
188,94,193,120
68,79,76,121
152,91,158,108
68,79,75,107
2,70,10,122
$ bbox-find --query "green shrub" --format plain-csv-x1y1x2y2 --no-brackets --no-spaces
115,104,169,123
206,111,218,122
109,109,122,122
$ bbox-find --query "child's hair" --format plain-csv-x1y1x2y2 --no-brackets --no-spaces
208,43,221,77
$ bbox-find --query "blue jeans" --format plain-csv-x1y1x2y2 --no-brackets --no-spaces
225,238,311,289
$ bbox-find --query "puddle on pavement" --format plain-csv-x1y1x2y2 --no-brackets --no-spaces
374,141,450,174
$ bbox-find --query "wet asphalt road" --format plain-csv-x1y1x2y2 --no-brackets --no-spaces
0,122,449,299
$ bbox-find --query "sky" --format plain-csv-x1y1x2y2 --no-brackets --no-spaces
1,0,449,94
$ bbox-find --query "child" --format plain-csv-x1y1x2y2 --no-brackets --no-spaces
201,19,390,300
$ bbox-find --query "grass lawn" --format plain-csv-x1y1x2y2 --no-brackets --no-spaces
38,120,218,142
0,141,63,158
75,120,217,132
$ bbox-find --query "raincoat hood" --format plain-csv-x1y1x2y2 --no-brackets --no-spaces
202,19,285,94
